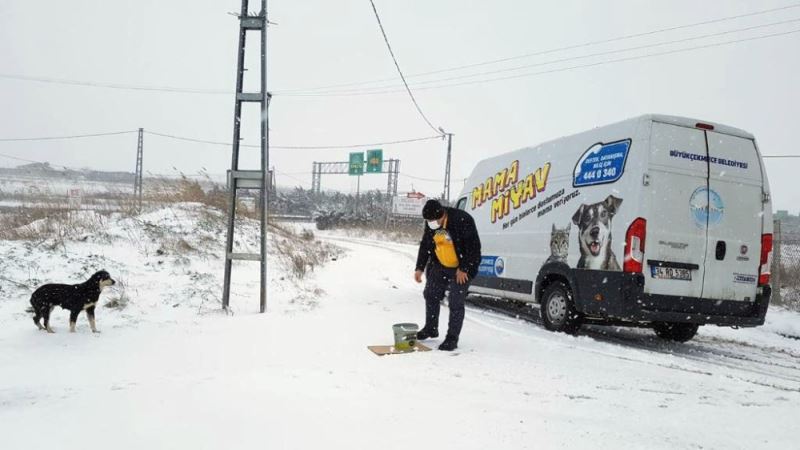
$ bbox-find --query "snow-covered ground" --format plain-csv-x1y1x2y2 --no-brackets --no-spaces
1,211,799,449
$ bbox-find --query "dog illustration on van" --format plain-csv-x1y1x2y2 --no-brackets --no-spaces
572,195,622,271
455,114,774,342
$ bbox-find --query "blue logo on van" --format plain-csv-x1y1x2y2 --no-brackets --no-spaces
573,139,631,187
479,256,505,277
690,187,724,228
494,257,505,276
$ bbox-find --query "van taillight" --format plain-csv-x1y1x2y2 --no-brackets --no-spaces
624,218,647,273
759,233,773,286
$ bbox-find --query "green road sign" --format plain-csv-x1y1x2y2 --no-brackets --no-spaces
366,149,383,173
349,152,364,176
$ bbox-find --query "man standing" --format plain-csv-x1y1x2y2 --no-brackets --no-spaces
414,199,481,351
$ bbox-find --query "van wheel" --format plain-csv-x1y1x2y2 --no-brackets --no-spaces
540,281,581,334
653,322,699,342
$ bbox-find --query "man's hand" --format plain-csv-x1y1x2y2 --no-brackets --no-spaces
414,270,424,283
455,269,469,285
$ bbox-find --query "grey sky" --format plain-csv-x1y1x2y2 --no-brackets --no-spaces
1,0,799,211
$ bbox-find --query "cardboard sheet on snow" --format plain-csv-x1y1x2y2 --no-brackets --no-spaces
368,343,431,356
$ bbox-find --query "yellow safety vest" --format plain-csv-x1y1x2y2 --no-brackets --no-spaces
433,216,459,268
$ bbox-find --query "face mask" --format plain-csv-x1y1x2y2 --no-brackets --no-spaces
427,220,440,230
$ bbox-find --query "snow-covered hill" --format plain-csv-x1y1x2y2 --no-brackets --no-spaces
0,203,335,324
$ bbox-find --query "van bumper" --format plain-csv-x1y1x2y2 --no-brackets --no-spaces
573,272,771,327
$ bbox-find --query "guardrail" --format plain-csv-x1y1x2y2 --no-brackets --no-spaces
269,214,313,222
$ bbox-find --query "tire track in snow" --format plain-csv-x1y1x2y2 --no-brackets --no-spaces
467,296,800,390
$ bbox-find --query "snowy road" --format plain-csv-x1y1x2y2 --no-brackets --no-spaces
327,235,800,392
1,231,799,449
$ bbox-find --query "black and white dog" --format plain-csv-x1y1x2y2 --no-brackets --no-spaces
29,270,116,333
572,196,623,271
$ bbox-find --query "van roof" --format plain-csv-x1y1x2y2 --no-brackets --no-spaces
464,114,756,185
643,114,754,139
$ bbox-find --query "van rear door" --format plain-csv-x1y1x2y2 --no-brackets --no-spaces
644,122,708,298
701,131,763,301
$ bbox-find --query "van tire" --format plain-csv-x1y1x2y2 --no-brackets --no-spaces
540,281,581,334
653,322,699,342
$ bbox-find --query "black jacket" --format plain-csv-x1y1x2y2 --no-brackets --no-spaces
415,207,482,279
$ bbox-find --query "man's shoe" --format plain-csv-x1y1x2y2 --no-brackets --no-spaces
416,327,439,340
438,335,458,351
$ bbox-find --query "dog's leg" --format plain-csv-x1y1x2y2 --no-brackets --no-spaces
69,309,80,333
44,305,55,333
32,306,44,330
86,306,99,333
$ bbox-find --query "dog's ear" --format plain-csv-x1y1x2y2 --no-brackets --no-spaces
604,196,623,216
572,205,585,225
566,223,571,233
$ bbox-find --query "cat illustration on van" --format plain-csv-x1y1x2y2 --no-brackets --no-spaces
545,223,570,265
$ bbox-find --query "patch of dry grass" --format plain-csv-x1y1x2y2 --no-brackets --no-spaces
0,206,108,253
273,230,336,280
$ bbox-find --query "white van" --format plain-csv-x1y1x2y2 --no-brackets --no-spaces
455,114,773,342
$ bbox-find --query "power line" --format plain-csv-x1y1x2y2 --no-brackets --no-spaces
0,130,138,142
279,169,464,183
276,2,800,94
0,128,441,151
144,131,231,147
367,0,441,135
0,152,84,171
283,28,800,97
400,172,467,183
0,152,43,164
273,135,441,149
2,143,797,189
275,170,311,175
400,172,444,182
0,73,230,95
273,171,309,185
3,3,798,100
284,17,800,96
145,130,442,149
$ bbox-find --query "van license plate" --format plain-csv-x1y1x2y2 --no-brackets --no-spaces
651,266,691,281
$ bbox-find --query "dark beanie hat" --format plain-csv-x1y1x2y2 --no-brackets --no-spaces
422,199,444,220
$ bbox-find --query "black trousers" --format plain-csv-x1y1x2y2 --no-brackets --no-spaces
423,261,469,338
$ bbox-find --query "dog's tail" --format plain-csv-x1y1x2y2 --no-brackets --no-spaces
25,306,34,314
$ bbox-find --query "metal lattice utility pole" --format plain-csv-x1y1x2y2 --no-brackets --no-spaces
311,162,321,195
133,128,144,212
386,158,399,199
385,158,399,227
222,0,270,313
443,132,453,203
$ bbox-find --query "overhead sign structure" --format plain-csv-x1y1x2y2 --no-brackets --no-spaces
366,149,383,173
349,152,364,176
